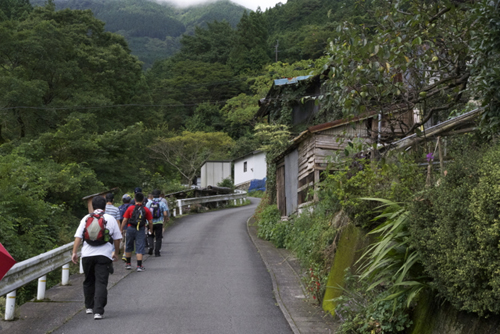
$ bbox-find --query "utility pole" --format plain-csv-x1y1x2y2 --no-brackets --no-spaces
274,40,279,62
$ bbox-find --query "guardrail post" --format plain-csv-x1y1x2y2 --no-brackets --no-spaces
172,207,176,217
62,263,70,285
234,199,237,205
177,200,183,216
37,276,47,300
5,290,16,320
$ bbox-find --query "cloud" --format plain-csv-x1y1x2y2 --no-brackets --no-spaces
156,0,285,11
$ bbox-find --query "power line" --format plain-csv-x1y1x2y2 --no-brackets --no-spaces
1,93,325,111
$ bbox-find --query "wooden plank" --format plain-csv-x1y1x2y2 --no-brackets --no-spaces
297,181,314,193
276,165,286,216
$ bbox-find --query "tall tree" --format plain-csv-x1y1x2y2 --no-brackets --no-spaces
469,0,500,136
0,5,146,141
228,9,270,74
319,0,477,139
149,131,234,184
149,60,245,127
178,20,236,65
0,0,31,20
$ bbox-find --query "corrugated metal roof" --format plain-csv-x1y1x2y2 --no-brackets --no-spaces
274,75,312,86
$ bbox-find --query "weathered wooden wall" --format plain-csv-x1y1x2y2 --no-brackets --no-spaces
284,149,298,216
276,160,286,216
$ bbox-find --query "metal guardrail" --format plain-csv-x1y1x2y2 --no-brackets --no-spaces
175,189,247,216
0,242,78,320
0,242,75,297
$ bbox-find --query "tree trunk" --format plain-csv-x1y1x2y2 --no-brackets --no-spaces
16,109,25,138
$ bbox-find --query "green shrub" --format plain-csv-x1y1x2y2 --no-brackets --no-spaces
256,204,290,248
409,143,500,315
217,177,235,190
253,191,271,221
325,156,423,228
333,270,413,334
286,206,337,270
248,190,265,198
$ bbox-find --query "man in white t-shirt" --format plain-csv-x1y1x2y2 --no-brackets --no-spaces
71,196,122,320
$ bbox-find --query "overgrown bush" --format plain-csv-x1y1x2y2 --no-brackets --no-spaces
248,190,265,198
217,177,235,190
325,156,423,228
409,142,500,315
253,191,271,222
334,270,413,334
286,203,338,271
256,204,289,248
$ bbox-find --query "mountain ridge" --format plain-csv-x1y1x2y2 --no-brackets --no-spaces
31,0,247,68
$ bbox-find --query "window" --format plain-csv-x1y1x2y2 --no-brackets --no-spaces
243,161,247,172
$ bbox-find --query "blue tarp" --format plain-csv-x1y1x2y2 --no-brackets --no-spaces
274,75,312,86
248,178,266,192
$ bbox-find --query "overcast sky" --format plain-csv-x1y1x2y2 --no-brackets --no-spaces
160,0,286,11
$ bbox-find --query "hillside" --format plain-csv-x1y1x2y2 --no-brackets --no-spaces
31,0,247,68
176,0,248,34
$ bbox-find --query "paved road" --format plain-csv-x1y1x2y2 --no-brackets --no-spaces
53,198,293,334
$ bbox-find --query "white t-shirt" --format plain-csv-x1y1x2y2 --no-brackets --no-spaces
75,210,122,260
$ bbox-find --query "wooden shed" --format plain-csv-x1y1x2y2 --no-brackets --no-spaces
274,111,414,217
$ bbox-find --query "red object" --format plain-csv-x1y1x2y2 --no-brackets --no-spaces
123,205,153,221
0,243,16,281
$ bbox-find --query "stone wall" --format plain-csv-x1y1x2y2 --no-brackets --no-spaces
411,292,500,334
322,216,370,315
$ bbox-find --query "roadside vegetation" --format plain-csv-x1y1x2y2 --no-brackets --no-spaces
252,0,500,332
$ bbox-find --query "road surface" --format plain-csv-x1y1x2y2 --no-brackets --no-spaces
53,198,293,334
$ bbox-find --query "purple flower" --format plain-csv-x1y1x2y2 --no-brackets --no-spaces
426,152,434,162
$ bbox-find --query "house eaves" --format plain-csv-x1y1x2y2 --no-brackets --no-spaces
272,107,409,164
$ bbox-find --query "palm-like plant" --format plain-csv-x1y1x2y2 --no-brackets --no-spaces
357,198,427,307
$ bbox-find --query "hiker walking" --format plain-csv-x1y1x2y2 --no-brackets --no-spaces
121,192,153,272
118,194,132,262
159,192,170,217
71,196,122,320
105,193,120,222
130,187,149,206
146,189,169,257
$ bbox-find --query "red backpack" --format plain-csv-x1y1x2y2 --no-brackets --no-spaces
83,212,111,246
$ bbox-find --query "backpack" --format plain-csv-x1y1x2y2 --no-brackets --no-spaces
128,205,147,230
83,212,111,246
118,203,132,222
150,200,162,219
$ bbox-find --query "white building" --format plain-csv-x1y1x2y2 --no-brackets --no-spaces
200,161,232,188
233,151,267,189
